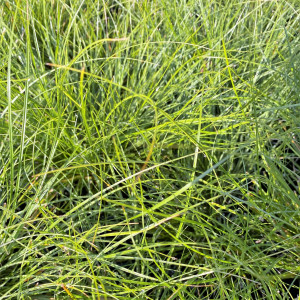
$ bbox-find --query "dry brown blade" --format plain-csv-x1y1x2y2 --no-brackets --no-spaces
136,135,156,181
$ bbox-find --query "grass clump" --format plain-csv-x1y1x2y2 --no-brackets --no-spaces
0,0,299,299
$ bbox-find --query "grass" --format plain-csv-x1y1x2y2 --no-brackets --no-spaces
0,0,299,299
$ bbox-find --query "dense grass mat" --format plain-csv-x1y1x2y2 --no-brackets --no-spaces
0,0,299,299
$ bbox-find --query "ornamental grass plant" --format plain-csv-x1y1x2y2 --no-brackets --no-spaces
0,0,299,299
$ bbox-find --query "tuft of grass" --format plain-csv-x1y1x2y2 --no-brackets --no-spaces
0,0,299,299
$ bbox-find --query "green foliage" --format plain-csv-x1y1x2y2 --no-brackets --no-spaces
0,0,299,299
